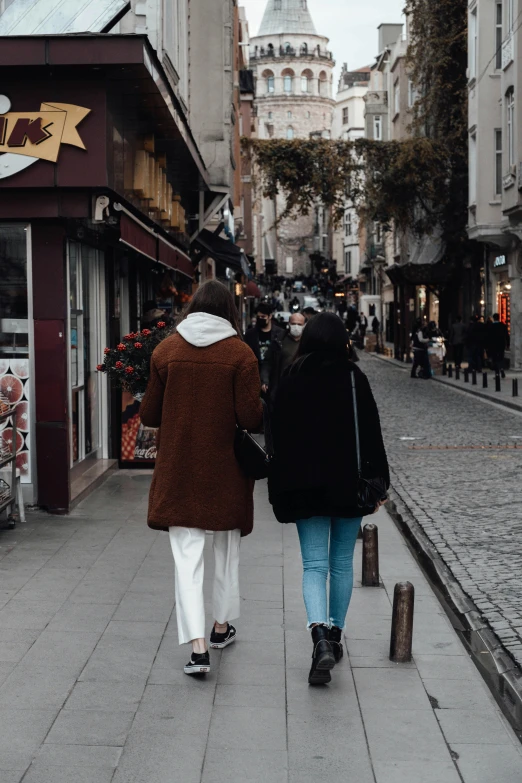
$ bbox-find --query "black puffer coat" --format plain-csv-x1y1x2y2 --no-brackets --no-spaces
268,354,389,523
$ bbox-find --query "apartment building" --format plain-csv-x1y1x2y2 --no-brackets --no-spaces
331,65,370,308
468,0,522,368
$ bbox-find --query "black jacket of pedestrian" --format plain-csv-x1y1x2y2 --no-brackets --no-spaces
488,321,510,354
268,352,389,523
244,322,285,400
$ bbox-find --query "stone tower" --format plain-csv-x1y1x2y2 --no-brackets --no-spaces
251,0,335,276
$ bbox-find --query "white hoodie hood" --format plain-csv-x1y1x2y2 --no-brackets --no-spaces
177,312,237,348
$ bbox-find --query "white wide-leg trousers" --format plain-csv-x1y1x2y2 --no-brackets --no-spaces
168,527,241,645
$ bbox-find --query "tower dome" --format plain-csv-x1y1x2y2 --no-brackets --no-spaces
259,0,317,36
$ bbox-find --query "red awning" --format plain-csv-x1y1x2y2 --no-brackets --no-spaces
120,213,193,279
120,213,157,262
245,281,261,298
158,237,193,279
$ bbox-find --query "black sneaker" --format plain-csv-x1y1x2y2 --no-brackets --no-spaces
329,626,344,663
184,651,210,675
209,623,237,649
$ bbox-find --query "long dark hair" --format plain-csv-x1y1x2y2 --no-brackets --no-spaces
295,312,349,361
180,280,242,337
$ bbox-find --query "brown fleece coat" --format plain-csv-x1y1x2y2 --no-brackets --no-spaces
140,333,263,536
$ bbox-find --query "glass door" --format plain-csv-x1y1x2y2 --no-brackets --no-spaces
67,241,107,466
0,223,32,487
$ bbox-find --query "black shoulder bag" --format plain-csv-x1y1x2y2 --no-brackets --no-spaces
234,400,274,480
351,372,388,515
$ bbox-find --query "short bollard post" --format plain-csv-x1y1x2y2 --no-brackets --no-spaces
472,370,477,386
448,365,453,378
442,360,447,376
362,524,380,587
495,373,501,392
464,368,469,383
455,367,460,381
390,582,415,663
513,379,519,398
483,372,488,389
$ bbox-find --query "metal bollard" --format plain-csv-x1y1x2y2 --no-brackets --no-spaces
495,373,501,392
442,360,447,376
448,365,453,378
513,379,519,398
472,370,477,386
455,367,460,381
464,368,469,383
390,582,415,663
483,372,488,389
362,524,380,587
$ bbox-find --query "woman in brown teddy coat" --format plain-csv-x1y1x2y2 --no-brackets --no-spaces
140,280,263,675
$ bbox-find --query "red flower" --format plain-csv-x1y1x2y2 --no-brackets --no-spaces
141,329,151,336
125,366,134,375
115,361,124,369
104,347,110,354
96,364,104,372
117,343,126,351
134,342,143,349
157,321,166,328
123,334,133,341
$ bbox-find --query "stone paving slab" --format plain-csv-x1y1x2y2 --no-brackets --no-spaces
0,472,521,781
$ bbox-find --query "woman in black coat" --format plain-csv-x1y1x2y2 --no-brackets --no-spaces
269,313,389,685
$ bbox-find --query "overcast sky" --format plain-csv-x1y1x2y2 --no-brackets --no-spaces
241,0,406,85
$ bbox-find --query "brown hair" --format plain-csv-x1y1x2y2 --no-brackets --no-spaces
180,280,242,337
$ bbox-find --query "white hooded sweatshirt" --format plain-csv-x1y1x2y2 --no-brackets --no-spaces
176,312,237,348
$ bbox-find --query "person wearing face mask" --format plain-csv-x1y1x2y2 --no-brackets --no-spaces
280,312,306,376
245,303,285,405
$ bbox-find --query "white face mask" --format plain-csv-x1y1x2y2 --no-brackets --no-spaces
290,324,304,338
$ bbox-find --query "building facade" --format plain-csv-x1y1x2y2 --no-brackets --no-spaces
331,65,370,308
0,0,255,513
250,0,335,276
467,0,522,368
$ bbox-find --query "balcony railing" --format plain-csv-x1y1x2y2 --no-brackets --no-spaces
251,46,333,62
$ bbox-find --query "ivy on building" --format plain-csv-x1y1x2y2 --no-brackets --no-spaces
243,0,470,259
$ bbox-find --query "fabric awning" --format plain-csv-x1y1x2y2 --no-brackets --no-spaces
193,229,244,271
120,213,193,278
245,281,261,298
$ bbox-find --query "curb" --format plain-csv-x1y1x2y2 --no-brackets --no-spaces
387,488,522,736
369,352,522,414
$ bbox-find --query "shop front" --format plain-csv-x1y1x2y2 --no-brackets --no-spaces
0,34,215,512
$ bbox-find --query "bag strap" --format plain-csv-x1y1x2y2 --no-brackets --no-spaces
262,399,274,458
351,371,362,478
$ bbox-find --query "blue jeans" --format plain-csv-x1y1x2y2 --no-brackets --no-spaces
296,517,362,629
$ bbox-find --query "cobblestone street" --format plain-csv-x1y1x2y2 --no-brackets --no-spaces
363,355,522,667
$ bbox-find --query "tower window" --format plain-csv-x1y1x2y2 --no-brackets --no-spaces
287,127,295,140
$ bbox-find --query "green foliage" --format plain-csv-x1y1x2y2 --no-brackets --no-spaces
244,136,451,236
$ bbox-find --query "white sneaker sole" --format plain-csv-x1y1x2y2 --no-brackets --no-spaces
184,666,210,675
209,635,236,650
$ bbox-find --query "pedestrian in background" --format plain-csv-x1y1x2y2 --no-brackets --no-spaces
140,281,263,676
467,315,486,372
449,316,466,369
411,318,430,379
269,313,389,685
489,313,510,378
359,312,368,339
245,302,285,406
279,312,306,376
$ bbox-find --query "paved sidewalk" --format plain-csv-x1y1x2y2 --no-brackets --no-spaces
0,472,521,782
373,350,522,414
